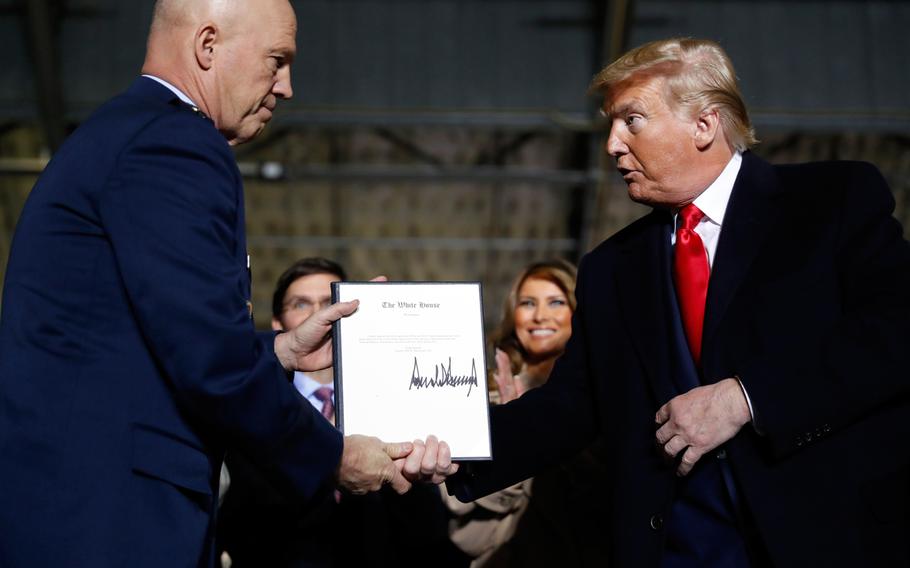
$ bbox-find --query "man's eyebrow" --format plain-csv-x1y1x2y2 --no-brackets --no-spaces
288,293,334,302
600,106,624,120
285,295,315,303
603,99,645,119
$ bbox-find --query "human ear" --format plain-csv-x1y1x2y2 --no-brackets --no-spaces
271,317,285,332
694,108,720,150
194,23,218,70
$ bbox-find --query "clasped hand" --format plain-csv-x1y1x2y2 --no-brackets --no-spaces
654,378,751,476
338,434,459,495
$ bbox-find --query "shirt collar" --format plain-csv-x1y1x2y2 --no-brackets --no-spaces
141,74,197,108
292,371,331,398
692,151,742,226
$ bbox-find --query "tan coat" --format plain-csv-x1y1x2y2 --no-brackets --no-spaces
442,478,533,567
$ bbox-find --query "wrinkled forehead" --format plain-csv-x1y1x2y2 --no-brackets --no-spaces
601,73,670,117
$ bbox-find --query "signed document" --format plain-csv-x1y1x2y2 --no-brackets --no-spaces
332,282,491,460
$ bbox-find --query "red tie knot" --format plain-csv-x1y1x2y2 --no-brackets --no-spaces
679,203,705,231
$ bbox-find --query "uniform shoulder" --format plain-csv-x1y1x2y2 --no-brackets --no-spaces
66,87,219,156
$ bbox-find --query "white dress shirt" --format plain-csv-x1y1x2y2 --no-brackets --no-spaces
670,151,757,424
292,371,334,413
671,151,742,268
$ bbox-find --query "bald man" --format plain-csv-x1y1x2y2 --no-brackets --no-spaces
0,1,454,566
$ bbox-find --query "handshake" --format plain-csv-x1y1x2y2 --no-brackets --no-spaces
337,433,458,495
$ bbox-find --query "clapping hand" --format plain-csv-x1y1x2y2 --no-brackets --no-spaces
493,348,524,404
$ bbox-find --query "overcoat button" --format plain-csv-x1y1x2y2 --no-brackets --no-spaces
650,514,663,530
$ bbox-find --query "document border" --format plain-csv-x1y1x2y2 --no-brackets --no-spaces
331,281,492,460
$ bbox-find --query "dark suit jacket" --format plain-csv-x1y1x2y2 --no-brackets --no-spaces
0,77,342,567
449,152,910,567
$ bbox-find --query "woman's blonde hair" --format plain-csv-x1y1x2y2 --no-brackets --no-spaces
490,258,578,377
590,37,757,151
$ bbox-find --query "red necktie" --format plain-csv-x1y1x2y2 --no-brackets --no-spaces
313,386,334,422
673,204,710,366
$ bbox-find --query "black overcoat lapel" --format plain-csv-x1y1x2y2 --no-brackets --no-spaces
614,210,678,405
703,152,782,359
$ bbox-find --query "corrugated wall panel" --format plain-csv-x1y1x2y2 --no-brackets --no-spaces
294,0,596,113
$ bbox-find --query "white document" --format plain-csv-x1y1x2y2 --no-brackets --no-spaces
332,282,491,460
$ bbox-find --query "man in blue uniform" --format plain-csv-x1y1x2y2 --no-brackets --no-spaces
0,1,454,566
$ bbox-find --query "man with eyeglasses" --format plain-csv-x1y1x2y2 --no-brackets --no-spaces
270,257,348,424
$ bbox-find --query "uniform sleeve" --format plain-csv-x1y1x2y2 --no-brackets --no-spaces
98,112,342,500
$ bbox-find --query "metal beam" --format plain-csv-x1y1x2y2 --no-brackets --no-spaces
576,0,632,257
373,128,445,167
23,0,66,153
268,109,591,129
0,157,597,185
246,235,578,253
606,0,633,63
0,157,48,175
238,162,596,185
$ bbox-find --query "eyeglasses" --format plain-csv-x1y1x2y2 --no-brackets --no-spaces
282,298,331,313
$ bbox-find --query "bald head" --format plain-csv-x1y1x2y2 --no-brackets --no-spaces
149,0,235,38
145,0,267,76
143,0,297,145
150,0,198,32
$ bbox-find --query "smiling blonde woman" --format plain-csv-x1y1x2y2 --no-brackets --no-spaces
489,259,577,403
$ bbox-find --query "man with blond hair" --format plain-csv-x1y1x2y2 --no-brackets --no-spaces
0,1,454,566
448,37,910,566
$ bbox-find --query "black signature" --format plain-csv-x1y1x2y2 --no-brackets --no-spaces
410,357,478,397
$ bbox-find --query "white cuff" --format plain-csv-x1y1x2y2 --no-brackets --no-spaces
735,375,761,434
